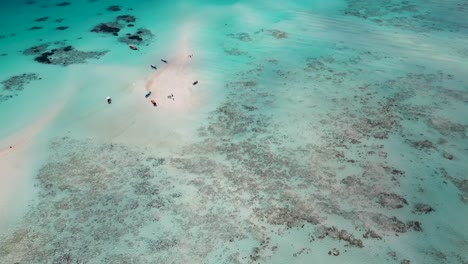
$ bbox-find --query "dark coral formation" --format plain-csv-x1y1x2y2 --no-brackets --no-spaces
376,192,408,209
224,48,248,56
116,15,136,23
56,2,70,6
90,15,154,47
342,0,468,32
29,26,42,30
107,5,121,11
23,43,51,55
268,29,288,39
1,73,40,91
429,117,467,137
257,207,322,228
228,32,252,42
34,16,49,22
91,22,123,34
23,42,108,66
413,203,435,214
0,73,40,102
253,28,288,39
317,226,364,247
117,28,154,46
56,26,69,30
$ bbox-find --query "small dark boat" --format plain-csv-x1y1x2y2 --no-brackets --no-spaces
150,65,157,70
106,96,112,104
145,91,151,98
192,80,198,86
151,99,157,107
161,59,168,63
129,45,138,50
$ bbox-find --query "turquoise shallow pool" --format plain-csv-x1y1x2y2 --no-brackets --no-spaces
0,0,467,263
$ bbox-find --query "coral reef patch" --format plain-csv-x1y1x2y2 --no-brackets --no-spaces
91,15,153,47
23,42,108,66
0,73,40,102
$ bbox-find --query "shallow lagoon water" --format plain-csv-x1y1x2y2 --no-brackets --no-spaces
0,0,467,263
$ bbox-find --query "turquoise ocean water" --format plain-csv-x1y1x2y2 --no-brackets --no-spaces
0,0,467,263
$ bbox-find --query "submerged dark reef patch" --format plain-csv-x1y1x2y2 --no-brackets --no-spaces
34,16,49,22
0,73,41,102
56,2,71,7
117,28,154,46
107,5,121,11
342,0,468,32
23,42,108,66
91,15,153,46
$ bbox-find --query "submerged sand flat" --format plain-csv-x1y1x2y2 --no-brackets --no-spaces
0,0,467,263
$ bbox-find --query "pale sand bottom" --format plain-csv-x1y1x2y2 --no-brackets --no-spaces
0,104,65,231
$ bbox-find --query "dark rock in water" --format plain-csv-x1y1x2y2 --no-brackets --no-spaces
331,248,340,256
363,229,382,240
116,15,136,23
118,28,153,45
107,5,121,11
126,33,131,36
30,26,43,30
413,203,434,214
35,52,54,64
406,221,423,232
56,2,70,6
377,192,408,209
91,23,122,33
317,226,364,248
34,16,49,22
56,26,69,30
410,139,436,151
359,212,409,233
442,152,454,160
127,24,134,27
112,32,118,36
55,18,64,22
63,45,73,52
128,35,142,41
